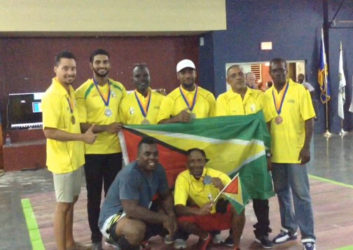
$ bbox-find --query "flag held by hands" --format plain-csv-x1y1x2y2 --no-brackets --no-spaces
215,173,250,213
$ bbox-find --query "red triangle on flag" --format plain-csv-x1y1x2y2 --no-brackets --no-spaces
122,129,187,187
224,177,239,194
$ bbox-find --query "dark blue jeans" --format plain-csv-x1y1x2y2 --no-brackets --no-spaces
272,163,315,240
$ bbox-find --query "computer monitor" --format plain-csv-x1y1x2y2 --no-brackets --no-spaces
7,92,44,129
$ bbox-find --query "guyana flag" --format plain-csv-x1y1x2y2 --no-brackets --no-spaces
221,174,249,213
119,111,274,201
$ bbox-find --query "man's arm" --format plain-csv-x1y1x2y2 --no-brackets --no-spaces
44,125,96,144
158,109,192,124
80,122,122,134
159,190,176,217
299,118,313,164
121,199,177,235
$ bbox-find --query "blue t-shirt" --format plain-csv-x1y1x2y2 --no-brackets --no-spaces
98,161,169,228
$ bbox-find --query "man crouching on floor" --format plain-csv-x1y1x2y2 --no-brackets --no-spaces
174,148,245,250
98,137,177,250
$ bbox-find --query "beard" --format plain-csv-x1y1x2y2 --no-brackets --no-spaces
93,68,109,78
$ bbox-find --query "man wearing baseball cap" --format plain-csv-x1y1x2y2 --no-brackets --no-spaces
157,59,216,124
157,59,216,249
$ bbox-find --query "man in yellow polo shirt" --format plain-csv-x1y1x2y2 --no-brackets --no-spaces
75,49,126,250
157,59,216,124
42,51,96,250
174,148,245,250
216,64,273,248
120,64,164,125
263,58,316,250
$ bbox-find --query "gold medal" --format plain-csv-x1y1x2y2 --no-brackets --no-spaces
275,116,283,125
71,115,76,125
141,119,150,124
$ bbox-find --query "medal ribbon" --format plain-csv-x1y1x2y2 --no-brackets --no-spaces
93,79,111,107
272,83,289,115
134,90,151,118
179,86,198,112
66,94,74,114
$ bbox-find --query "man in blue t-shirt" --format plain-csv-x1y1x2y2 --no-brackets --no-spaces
98,137,177,250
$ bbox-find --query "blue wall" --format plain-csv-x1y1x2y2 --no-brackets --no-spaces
327,1,353,132
199,0,353,134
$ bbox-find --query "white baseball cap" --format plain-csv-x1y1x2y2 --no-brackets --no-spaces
176,59,196,72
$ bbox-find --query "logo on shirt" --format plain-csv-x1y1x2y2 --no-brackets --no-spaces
287,99,295,104
111,91,116,98
129,107,135,115
250,104,256,112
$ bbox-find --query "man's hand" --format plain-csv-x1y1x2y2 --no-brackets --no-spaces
211,177,224,190
198,202,213,215
155,88,167,96
174,109,192,123
105,122,123,134
82,125,97,144
299,146,310,165
162,214,177,237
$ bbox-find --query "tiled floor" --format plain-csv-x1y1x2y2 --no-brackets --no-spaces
1,133,353,250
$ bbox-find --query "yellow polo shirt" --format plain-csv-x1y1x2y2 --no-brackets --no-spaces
174,167,231,214
263,79,315,163
157,85,216,122
119,89,165,125
216,87,264,116
42,78,85,174
75,78,126,154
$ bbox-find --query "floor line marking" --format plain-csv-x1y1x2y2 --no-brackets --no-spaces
309,174,353,190
21,198,45,250
335,245,353,250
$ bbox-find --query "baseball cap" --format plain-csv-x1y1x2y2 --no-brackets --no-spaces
176,59,196,72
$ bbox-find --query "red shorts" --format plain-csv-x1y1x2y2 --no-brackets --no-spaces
177,205,232,232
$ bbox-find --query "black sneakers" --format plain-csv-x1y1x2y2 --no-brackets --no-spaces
255,235,273,248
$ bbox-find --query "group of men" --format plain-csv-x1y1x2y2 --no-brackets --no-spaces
42,49,316,250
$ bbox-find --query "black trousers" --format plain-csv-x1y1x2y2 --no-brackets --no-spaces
252,199,271,237
84,153,122,243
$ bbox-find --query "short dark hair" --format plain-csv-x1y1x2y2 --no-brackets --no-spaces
89,49,110,62
138,136,156,153
55,51,76,66
269,58,287,70
226,64,242,76
186,148,206,158
133,63,149,73
133,63,148,70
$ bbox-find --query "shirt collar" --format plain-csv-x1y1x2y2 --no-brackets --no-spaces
51,78,73,96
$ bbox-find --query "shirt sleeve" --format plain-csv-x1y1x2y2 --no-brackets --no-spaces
262,93,276,123
215,95,227,116
75,87,87,123
157,165,170,195
42,94,62,129
207,93,216,117
174,173,189,206
119,172,140,201
118,98,128,124
300,87,316,120
157,96,173,123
